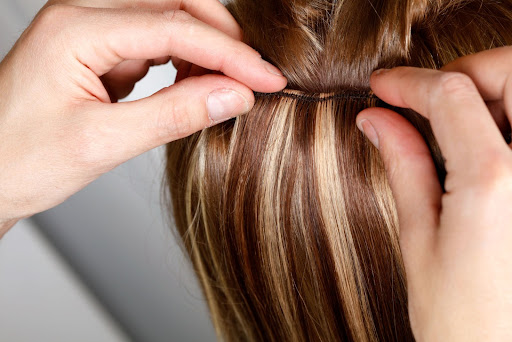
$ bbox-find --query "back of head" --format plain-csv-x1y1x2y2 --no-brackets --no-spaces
166,1,512,341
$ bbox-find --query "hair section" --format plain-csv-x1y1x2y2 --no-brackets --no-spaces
166,0,512,341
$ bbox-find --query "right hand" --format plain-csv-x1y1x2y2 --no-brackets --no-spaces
356,46,512,341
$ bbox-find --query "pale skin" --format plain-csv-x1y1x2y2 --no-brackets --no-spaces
0,0,287,236
357,46,512,341
0,0,511,340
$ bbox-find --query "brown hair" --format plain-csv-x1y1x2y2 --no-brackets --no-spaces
165,1,512,341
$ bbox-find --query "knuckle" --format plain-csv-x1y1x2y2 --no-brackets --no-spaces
216,44,244,71
32,5,80,40
36,4,74,26
162,9,194,26
155,95,195,140
474,151,512,195
436,72,477,99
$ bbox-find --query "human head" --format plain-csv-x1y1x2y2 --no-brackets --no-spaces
166,1,512,340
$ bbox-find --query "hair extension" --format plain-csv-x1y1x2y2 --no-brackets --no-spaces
165,1,512,341
253,89,378,101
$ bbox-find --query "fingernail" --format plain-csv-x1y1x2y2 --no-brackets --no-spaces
373,68,390,76
357,119,379,149
261,58,283,76
207,89,250,123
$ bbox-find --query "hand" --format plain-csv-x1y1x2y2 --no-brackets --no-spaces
0,0,287,235
356,46,512,341
37,0,256,101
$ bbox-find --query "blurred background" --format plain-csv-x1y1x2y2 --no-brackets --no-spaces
0,1,216,341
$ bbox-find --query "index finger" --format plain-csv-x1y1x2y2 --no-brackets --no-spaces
45,6,287,92
441,47,512,124
43,0,243,39
369,67,507,176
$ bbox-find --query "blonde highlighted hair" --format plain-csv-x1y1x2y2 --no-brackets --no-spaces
166,0,512,340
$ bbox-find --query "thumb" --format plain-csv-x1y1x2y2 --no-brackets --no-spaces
90,74,253,163
356,108,442,263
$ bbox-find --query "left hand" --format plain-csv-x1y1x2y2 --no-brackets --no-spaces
39,0,251,102
0,0,287,235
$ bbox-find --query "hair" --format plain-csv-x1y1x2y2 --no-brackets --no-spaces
165,0,512,341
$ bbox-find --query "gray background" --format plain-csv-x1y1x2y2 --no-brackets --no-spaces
1,1,216,341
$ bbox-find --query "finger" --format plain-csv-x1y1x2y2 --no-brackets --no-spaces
101,57,171,102
62,6,286,92
486,99,511,142
442,46,512,130
101,60,154,102
174,63,211,84
91,74,254,163
370,67,507,178
188,64,210,77
171,56,183,70
356,108,441,267
153,56,171,66
44,0,243,40
174,61,193,84
173,0,243,41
